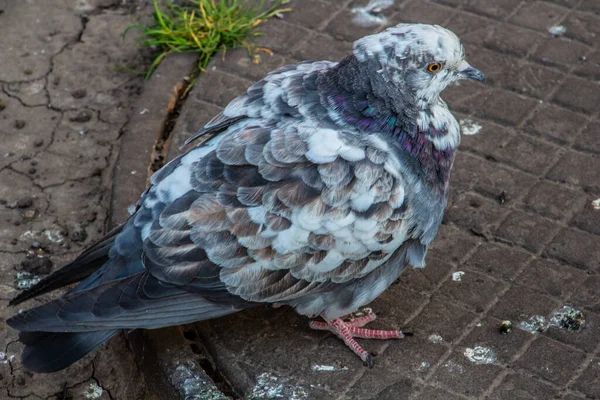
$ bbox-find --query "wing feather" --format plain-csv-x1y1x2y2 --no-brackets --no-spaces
138,120,428,312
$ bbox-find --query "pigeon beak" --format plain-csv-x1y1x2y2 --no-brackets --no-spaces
458,62,485,82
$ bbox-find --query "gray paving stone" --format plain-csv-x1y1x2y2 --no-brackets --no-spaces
547,151,600,190
488,372,559,400
552,76,600,114
572,357,600,398
524,103,589,144
533,37,591,70
515,337,586,385
545,227,600,271
521,180,584,221
508,2,569,32
518,257,589,299
575,121,600,154
464,242,532,282
494,210,561,252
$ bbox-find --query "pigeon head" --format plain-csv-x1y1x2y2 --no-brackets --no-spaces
353,23,484,106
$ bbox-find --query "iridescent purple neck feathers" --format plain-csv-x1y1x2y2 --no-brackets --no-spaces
316,55,456,189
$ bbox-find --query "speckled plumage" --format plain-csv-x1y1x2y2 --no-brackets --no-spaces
8,23,484,372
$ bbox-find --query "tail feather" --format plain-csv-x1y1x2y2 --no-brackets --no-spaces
19,330,119,373
9,224,124,306
7,271,239,333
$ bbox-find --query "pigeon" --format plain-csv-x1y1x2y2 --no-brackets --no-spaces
7,23,484,372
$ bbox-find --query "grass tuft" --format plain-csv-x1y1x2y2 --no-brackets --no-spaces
125,0,291,79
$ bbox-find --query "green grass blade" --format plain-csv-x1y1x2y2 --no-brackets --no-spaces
125,0,291,83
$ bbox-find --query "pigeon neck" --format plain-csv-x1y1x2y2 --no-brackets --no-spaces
318,55,420,127
318,55,460,149
317,56,458,188
393,124,456,188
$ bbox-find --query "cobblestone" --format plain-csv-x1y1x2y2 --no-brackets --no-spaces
488,372,559,400
515,337,586,385
525,103,588,143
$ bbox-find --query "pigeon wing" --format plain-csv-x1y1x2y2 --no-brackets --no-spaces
141,122,427,312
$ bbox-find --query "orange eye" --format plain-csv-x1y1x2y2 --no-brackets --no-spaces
427,62,442,73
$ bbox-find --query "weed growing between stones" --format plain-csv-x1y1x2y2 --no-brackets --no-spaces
125,0,290,80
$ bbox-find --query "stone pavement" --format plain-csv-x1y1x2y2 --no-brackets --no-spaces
2,0,600,399
0,1,154,399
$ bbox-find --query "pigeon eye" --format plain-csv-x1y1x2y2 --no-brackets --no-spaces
427,62,442,73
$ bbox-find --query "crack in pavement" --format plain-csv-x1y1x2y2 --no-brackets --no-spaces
1,78,50,108
91,360,115,400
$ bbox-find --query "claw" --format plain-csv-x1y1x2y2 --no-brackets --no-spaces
362,353,375,368
309,312,409,366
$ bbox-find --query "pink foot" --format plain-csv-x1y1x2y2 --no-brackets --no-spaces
309,311,410,367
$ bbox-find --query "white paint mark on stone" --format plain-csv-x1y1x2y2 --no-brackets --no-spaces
15,272,41,290
44,230,64,243
170,362,227,400
21,80,45,96
518,315,547,334
549,25,567,37
549,305,585,331
592,198,600,210
519,306,585,334
352,0,395,27
452,271,465,281
417,361,431,372
247,372,308,400
127,204,137,215
459,119,482,135
311,364,349,372
21,230,36,240
82,382,103,399
428,334,443,344
443,360,465,374
0,352,15,364
74,0,95,12
140,108,149,115
464,346,496,365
